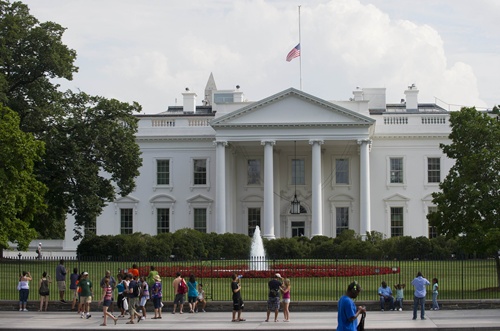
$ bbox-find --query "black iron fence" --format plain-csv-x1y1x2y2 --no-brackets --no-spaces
2,256,499,302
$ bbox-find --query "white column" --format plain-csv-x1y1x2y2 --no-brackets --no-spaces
310,139,324,237
358,139,372,239
215,140,227,234
262,140,276,239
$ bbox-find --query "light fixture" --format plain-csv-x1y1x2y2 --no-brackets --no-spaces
291,140,301,214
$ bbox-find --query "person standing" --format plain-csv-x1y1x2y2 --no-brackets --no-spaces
187,274,198,313
280,278,291,322
378,281,395,311
431,278,439,311
70,268,79,310
265,273,282,322
146,266,159,288
36,243,42,259
231,273,245,322
18,271,32,312
337,281,366,331
151,274,163,319
98,278,118,326
55,259,67,303
172,272,186,314
38,271,51,312
411,271,430,320
78,272,93,319
138,276,150,320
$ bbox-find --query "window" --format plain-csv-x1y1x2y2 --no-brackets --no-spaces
120,208,133,234
157,208,170,233
156,160,170,185
390,158,404,183
193,159,207,185
194,208,207,233
428,206,438,239
247,159,261,185
335,158,349,184
291,221,305,237
85,218,96,235
390,207,404,237
214,93,234,104
292,159,305,185
248,208,261,237
336,207,349,236
427,157,441,183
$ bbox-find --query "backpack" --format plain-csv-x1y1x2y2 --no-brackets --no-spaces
178,280,187,294
39,279,49,296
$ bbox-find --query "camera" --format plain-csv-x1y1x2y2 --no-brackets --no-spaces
238,275,243,279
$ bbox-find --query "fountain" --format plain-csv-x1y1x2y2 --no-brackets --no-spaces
249,225,268,270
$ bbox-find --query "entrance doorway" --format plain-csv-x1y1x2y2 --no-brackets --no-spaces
291,221,305,237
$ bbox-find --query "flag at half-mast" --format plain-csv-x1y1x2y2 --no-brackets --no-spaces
286,43,301,62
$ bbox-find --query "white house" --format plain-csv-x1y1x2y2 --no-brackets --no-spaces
6,74,456,256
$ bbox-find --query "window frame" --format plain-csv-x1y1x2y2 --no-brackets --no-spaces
386,156,406,188
120,208,134,235
157,208,170,233
193,208,207,233
426,156,441,184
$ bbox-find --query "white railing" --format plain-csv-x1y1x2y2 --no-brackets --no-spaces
384,117,408,125
151,119,176,127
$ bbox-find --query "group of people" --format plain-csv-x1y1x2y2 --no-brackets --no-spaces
230,272,292,323
337,271,439,331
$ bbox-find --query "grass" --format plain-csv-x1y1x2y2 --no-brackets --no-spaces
1,258,499,301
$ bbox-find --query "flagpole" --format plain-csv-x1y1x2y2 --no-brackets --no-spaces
298,5,302,90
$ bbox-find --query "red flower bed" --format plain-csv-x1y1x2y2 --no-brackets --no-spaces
138,264,399,278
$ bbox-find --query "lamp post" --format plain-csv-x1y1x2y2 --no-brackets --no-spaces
17,252,22,275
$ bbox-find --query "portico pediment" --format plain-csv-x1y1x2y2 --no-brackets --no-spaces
211,88,374,128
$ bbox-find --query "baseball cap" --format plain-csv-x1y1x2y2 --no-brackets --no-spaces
82,272,89,276
275,273,281,278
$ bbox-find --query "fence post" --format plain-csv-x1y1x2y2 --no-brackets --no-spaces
17,252,22,276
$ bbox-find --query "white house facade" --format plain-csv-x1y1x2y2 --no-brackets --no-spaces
15,75,455,256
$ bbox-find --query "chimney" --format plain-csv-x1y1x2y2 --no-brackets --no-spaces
353,87,363,101
362,88,386,110
182,88,197,113
404,84,419,112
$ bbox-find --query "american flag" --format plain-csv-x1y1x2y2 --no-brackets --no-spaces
286,43,301,62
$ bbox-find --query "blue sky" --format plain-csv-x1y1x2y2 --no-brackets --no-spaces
20,0,499,113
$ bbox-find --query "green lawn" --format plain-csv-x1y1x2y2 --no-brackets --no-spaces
1,258,498,301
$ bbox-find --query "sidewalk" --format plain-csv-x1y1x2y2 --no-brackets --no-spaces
2,309,500,330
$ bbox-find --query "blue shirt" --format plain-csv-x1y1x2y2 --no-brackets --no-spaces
411,276,430,298
187,281,198,297
337,295,357,331
378,286,392,297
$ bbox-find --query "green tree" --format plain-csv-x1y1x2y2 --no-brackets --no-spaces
0,1,142,239
428,107,500,287
0,105,46,250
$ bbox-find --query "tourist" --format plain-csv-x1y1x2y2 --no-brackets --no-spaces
38,271,51,312
98,278,118,326
411,271,430,320
100,270,116,313
18,271,32,312
231,273,245,322
116,273,127,317
146,266,158,288
78,272,93,319
126,274,142,324
172,272,187,314
36,243,42,259
378,280,395,311
431,278,439,310
70,268,79,310
265,273,282,322
151,274,163,319
394,283,405,311
138,276,150,320
187,274,198,313
280,278,291,322
129,264,140,278
337,281,366,331
195,283,207,312
55,259,67,303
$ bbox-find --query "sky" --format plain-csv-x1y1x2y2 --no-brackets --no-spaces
19,0,500,114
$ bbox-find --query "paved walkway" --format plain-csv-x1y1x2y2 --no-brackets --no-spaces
3,309,500,330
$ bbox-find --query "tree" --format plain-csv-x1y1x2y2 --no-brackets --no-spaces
0,105,46,251
0,1,142,240
428,107,500,287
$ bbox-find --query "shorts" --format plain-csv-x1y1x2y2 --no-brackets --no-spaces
188,296,197,304
71,289,78,300
139,297,148,307
80,295,92,304
173,293,185,305
282,298,290,303
103,299,112,307
153,297,162,309
233,297,244,311
57,281,66,292
267,296,280,311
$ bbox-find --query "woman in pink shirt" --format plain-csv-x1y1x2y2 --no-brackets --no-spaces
280,278,291,322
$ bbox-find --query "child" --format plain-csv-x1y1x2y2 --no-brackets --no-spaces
431,278,439,310
195,283,206,312
394,283,405,311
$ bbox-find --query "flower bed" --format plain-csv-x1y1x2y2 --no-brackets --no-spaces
139,263,399,278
